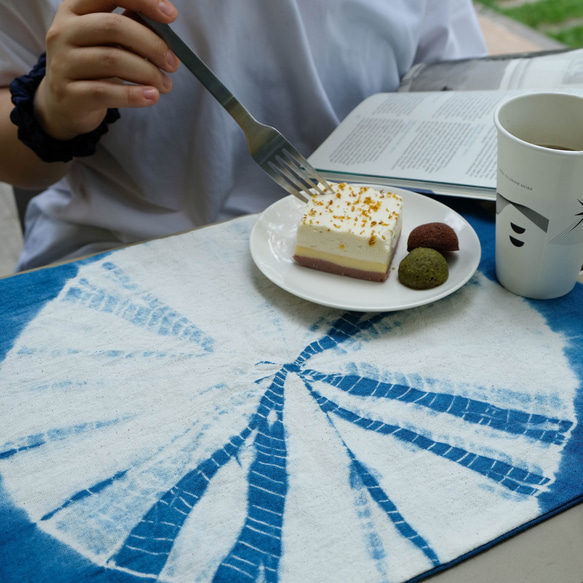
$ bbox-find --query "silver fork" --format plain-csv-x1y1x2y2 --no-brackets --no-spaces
138,14,331,203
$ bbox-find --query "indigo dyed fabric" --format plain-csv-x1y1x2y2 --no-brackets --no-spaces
0,208,581,583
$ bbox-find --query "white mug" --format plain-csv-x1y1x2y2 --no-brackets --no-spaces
494,92,583,299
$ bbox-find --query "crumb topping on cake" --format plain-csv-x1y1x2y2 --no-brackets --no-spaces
301,183,402,247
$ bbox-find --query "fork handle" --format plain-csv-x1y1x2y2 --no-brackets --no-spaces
137,14,256,132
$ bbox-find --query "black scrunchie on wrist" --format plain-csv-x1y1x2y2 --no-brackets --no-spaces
9,52,120,163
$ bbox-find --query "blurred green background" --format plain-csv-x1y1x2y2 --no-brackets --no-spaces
475,0,583,48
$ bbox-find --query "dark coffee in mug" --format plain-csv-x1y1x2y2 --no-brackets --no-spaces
537,144,579,151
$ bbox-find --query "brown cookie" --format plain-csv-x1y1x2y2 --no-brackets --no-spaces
407,222,459,253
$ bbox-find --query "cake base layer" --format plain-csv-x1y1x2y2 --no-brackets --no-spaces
293,255,389,282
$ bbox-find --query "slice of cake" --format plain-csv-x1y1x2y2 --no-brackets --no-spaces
293,183,403,282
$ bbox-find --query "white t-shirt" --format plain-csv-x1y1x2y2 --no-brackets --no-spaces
0,0,487,270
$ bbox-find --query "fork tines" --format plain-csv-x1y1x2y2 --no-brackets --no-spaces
267,148,332,203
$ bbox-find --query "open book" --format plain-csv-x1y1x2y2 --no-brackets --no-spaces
308,49,583,200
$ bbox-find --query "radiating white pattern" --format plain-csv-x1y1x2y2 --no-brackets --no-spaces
0,216,580,583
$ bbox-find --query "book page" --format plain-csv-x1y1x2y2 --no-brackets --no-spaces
309,88,583,197
309,91,507,194
499,49,583,90
399,49,583,93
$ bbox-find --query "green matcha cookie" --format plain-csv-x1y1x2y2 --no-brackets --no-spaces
398,248,449,290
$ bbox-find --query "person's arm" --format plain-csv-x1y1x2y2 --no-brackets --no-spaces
0,0,180,189
0,88,69,189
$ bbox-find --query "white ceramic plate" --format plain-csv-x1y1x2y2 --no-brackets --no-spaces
250,187,481,312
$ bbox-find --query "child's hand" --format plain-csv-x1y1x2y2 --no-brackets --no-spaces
34,0,180,140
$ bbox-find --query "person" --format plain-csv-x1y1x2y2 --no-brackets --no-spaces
0,0,487,271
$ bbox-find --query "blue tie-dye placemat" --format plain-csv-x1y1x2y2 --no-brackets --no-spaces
0,202,581,583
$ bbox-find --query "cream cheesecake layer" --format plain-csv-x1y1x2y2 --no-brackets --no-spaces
293,246,389,274
294,183,403,277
